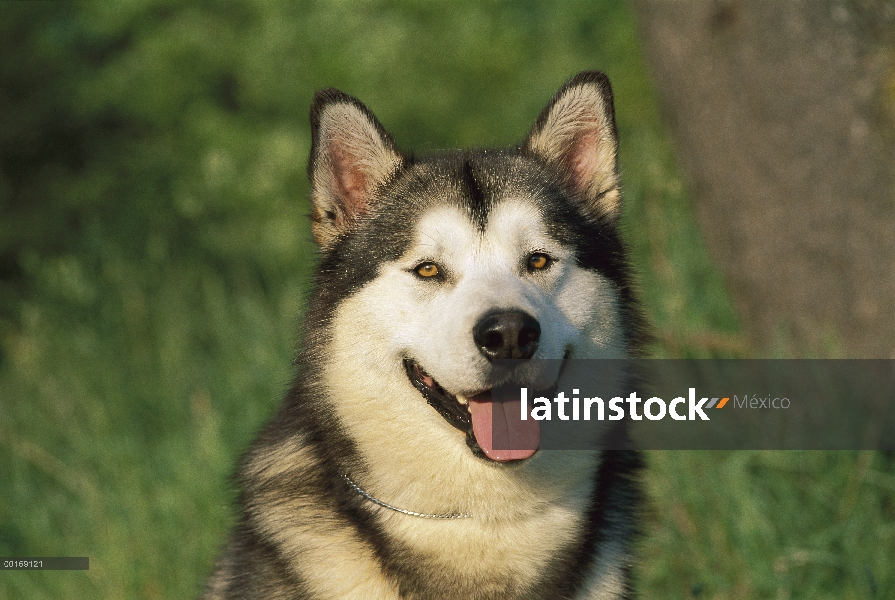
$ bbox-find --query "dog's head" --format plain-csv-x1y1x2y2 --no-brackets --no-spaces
305,72,642,466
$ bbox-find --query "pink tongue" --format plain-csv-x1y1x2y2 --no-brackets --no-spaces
468,393,540,461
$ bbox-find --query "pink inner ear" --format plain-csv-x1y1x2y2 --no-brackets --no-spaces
568,131,600,192
330,144,370,218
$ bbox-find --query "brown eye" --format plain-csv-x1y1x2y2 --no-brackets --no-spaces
527,253,551,271
415,262,440,278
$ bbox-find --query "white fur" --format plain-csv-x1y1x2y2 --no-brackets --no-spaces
313,197,628,598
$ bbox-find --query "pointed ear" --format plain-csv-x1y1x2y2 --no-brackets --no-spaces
523,71,621,221
308,89,404,249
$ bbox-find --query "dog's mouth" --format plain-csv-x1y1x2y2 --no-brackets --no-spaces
403,358,543,462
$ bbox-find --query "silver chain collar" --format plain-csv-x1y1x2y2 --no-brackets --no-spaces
341,474,472,520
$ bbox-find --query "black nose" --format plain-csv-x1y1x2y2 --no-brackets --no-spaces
473,310,541,361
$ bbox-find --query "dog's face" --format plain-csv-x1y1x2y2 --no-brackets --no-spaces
305,73,640,467
391,192,623,394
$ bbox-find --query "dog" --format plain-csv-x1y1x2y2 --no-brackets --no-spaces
204,71,646,600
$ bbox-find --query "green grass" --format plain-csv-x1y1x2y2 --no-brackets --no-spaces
640,451,895,599
1,258,302,597
1,2,893,598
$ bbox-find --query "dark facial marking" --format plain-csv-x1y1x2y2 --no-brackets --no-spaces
462,158,489,231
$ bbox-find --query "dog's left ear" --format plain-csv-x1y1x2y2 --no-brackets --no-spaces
523,71,621,221
308,89,404,249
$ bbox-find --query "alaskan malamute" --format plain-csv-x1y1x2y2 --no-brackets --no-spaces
205,71,646,599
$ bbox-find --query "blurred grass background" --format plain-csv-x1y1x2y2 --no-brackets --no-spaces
0,1,892,598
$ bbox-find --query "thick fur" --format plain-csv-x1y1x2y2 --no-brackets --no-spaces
205,71,646,600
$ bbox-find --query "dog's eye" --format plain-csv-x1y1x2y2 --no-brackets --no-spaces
527,253,552,272
414,262,440,278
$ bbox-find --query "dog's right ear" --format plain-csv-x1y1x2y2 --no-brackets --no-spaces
308,89,404,249
523,71,621,222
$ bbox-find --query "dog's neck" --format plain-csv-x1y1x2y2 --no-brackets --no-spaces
341,474,471,519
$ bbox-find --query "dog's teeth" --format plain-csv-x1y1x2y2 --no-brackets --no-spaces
457,396,468,405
